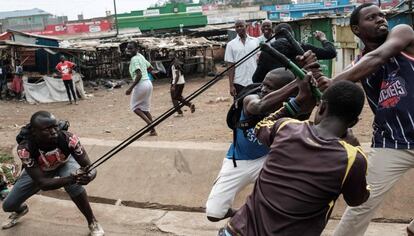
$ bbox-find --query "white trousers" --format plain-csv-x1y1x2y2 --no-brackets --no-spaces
334,148,414,236
205,156,266,218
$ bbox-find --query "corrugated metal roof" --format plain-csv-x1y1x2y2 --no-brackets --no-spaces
6,29,61,41
0,40,92,52
0,8,51,20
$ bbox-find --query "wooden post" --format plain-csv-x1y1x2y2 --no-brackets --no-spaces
211,46,215,74
203,46,207,77
47,52,50,74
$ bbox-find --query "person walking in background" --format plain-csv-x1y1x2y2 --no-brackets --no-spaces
170,55,195,117
225,20,259,97
0,61,7,100
56,56,77,105
11,59,24,101
125,41,157,136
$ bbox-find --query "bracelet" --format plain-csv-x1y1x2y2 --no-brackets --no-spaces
289,98,301,114
284,102,296,117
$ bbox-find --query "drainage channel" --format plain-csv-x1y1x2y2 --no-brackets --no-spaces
39,190,206,213
38,191,413,225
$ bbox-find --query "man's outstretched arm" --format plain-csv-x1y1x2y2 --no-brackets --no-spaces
26,166,75,191
243,80,297,117
336,25,414,83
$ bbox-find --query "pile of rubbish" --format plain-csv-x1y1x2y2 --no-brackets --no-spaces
84,79,128,90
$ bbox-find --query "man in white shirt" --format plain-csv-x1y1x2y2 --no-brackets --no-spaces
257,19,275,44
225,20,259,97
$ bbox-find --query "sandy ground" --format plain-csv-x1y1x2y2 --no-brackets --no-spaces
0,75,377,235
0,75,374,152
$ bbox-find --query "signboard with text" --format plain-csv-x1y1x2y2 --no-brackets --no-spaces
143,9,160,16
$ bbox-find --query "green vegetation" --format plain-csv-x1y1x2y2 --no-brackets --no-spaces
0,152,13,164
0,151,17,185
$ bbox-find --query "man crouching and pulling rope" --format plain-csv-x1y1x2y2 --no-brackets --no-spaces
2,111,104,236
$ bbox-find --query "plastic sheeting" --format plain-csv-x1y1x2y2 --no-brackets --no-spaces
23,73,86,104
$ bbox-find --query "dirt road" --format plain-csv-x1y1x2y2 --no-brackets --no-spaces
0,76,374,151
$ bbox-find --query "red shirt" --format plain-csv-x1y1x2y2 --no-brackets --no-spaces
56,61,75,81
17,131,86,172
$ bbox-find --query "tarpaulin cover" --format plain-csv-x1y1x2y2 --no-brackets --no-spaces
23,73,86,104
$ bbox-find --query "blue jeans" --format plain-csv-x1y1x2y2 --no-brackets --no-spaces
0,78,6,96
2,156,85,212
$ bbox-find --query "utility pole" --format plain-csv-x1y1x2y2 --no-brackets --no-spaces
113,0,119,36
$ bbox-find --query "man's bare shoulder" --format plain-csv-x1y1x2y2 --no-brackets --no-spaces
388,24,414,40
243,94,261,113
389,24,414,53
391,24,413,32
243,94,260,103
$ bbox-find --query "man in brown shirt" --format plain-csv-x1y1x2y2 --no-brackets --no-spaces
223,76,370,236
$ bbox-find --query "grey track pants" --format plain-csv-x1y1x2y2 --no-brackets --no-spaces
334,148,414,236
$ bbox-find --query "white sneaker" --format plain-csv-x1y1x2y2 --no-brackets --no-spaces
2,204,29,230
89,221,105,236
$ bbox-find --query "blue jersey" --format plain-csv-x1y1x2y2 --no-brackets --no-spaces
226,111,270,160
358,52,414,149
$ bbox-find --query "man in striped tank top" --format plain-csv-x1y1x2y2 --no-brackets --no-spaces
316,3,414,236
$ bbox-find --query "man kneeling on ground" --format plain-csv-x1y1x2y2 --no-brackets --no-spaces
2,111,104,236
221,75,370,235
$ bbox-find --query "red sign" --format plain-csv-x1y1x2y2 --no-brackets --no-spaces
202,4,218,11
31,19,112,36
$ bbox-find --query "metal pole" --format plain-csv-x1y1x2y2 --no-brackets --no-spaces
113,0,119,36
409,0,413,26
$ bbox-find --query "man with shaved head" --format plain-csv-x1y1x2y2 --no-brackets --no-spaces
2,111,104,236
206,68,298,222
225,20,259,97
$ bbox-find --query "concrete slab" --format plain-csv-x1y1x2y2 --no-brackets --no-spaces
0,194,409,236
0,195,168,236
154,209,408,236
11,139,414,220
322,220,408,236
155,211,223,236
83,139,231,209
